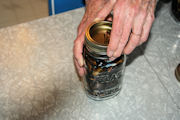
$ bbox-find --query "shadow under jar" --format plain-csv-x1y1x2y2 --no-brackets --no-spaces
83,21,126,101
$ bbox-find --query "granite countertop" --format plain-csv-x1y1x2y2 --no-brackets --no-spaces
0,2,180,120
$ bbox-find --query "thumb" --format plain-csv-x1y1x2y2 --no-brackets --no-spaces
73,32,85,67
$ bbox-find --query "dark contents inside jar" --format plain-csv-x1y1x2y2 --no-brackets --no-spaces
172,0,180,22
83,46,124,98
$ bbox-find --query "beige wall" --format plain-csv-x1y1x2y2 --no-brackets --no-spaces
0,0,49,28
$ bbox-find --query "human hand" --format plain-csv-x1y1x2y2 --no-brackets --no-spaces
73,0,157,76
73,0,116,76
107,0,156,59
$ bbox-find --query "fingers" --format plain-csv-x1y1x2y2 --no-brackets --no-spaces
139,13,154,45
107,0,156,57
73,33,85,67
73,33,86,76
74,0,116,76
77,18,87,36
96,0,116,20
78,0,115,37
107,0,126,57
74,58,85,77
124,2,149,54
112,6,135,57
139,2,155,45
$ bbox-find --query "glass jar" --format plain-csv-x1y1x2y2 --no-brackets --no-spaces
172,0,180,22
83,21,126,100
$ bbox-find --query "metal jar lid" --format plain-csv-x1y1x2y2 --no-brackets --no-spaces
175,64,180,82
85,21,112,55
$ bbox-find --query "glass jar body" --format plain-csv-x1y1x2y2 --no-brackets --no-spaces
172,0,180,22
83,46,126,100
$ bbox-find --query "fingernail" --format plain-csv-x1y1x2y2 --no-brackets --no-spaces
113,52,117,57
113,51,122,58
78,58,84,67
109,57,115,61
107,51,113,57
139,41,143,46
94,18,101,22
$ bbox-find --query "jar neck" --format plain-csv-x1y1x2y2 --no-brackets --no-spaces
84,36,107,56
83,45,109,60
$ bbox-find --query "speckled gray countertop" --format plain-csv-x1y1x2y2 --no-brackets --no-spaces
0,2,179,120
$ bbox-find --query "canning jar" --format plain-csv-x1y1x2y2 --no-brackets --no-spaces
171,0,180,22
82,21,126,100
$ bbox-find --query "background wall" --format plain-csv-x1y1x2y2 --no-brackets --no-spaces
0,0,49,28
49,0,85,15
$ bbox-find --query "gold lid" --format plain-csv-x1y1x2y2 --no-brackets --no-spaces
85,21,112,55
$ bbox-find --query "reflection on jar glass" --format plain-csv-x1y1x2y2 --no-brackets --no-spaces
82,21,126,100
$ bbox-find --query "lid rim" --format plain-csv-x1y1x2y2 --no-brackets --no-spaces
85,21,112,55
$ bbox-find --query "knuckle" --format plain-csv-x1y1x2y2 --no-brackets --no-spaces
119,40,127,47
141,37,148,43
77,25,82,33
151,14,155,21
74,53,78,60
131,5,139,15
141,9,147,18
73,38,79,45
114,7,121,15
74,52,81,61
74,35,83,45
127,10,134,18
108,44,117,51
73,46,78,56
110,0,116,4
147,12,155,22
131,38,140,45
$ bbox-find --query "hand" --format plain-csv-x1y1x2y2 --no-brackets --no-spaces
73,0,156,76
107,0,156,59
73,0,116,76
